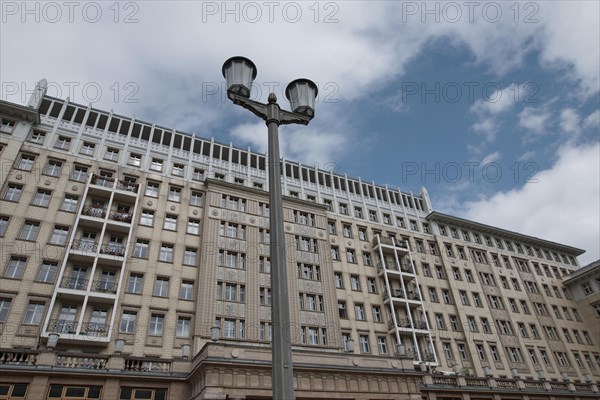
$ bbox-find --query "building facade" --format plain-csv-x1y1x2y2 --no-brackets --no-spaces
0,81,598,399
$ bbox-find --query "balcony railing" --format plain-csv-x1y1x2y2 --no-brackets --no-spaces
116,180,139,193
124,358,171,373
82,206,106,219
523,380,544,389
91,279,117,293
99,244,125,257
80,322,108,336
108,210,132,223
432,376,458,386
465,377,489,387
496,378,518,389
47,319,78,334
71,240,98,253
90,174,114,188
60,277,88,290
0,349,38,366
56,353,108,369
549,381,569,391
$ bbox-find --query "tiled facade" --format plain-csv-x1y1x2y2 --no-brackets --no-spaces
0,81,598,399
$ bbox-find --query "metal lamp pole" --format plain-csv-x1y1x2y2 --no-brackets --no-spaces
222,57,318,400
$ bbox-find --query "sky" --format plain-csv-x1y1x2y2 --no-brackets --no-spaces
1,1,599,264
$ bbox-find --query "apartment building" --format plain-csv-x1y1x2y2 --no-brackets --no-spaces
0,80,598,399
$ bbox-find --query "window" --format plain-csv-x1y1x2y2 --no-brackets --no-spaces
189,191,203,207
120,311,137,333
49,226,69,245
354,303,365,320
442,289,452,304
377,337,388,354
452,267,462,280
168,186,181,202
342,224,352,238
69,164,88,182
133,240,149,258
126,152,141,166
127,273,144,294
511,278,521,291
216,282,246,302
330,246,339,261
0,298,12,321
359,335,370,353
435,265,446,279
183,247,198,266
0,215,8,237
507,347,524,363
30,129,46,143
17,154,36,171
428,287,438,302
490,345,501,362
368,209,378,222
443,342,453,359
555,351,570,367
145,181,159,197
362,252,372,266
435,314,446,329
467,316,479,332
54,136,71,150
192,168,204,181
221,195,246,211
148,314,164,336
498,320,513,335
583,331,593,345
4,183,23,201
334,272,343,288
509,298,519,313
296,236,318,252
104,147,119,161
259,256,271,273
449,315,459,331
481,318,491,333
44,159,63,177
488,295,503,309
367,278,377,293
153,277,170,297
583,282,594,295
60,194,79,212
346,249,356,263
260,287,272,306
150,158,163,171
457,343,468,360
350,275,361,291
119,388,167,400
174,316,192,338
187,218,200,235
358,227,367,241
472,292,482,307
23,302,44,325
518,323,528,338
459,290,469,305
444,243,454,257
180,280,194,300
158,244,174,262
19,221,40,241
422,263,431,277
372,306,382,322
172,163,184,177
338,203,348,215
464,269,474,282
476,344,487,360
31,189,52,207
163,214,178,230
139,210,154,226
337,301,347,318
36,260,58,283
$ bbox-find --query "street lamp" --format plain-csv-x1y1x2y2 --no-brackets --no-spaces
222,56,318,400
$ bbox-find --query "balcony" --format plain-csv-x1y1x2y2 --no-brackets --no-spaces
56,353,108,370
99,244,125,257
125,357,172,373
60,277,88,291
373,236,410,253
0,349,38,366
82,206,107,219
47,319,78,334
108,210,132,223
90,174,114,189
116,180,139,193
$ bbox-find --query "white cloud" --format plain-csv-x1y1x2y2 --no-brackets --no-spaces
481,151,501,164
583,110,600,129
458,142,600,265
560,108,581,135
518,150,537,161
518,107,551,134
470,83,523,116
471,118,497,142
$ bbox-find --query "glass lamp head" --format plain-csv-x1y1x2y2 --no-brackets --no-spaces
222,56,257,98
285,78,318,118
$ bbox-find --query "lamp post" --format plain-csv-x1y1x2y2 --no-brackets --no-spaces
222,56,318,400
